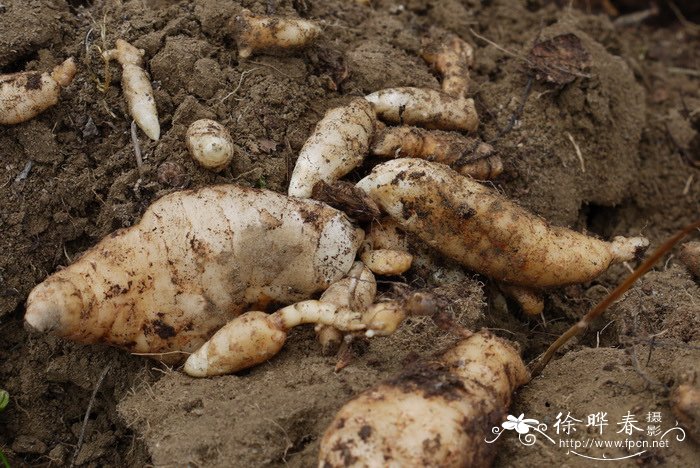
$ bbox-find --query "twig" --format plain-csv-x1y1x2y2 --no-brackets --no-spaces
219,68,260,103
565,132,585,172
683,175,694,195
596,320,615,348
529,219,700,377
469,28,528,62
668,67,700,78
131,120,144,175
613,5,659,27
71,365,111,468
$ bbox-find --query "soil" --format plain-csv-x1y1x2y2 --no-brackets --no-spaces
1,0,698,466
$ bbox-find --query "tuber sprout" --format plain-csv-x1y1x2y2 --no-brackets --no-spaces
0,58,76,125
186,119,235,172
103,39,160,141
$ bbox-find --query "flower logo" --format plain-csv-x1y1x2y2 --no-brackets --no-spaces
502,413,540,434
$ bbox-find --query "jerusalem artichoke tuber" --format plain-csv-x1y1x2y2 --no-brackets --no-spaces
233,10,322,59
186,119,235,172
319,330,529,467
421,34,474,98
0,58,76,125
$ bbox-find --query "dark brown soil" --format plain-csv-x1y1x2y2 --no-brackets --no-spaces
1,0,698,466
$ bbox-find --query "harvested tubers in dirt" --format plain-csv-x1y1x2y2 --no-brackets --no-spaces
357,158,649,289
0,57,76,125
103,39,160,140
371,126,502,179
365,87,478,132
24,185,363,363
288,98,376,198
186,119,235,172
233,9,322,59
421,34,474,98
319,330,529,467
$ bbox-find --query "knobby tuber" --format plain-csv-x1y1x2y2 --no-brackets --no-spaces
421,34,474,98
0,58,76,125
186,119,235,172
365,87,478,132
371,126,502,179
672,383,700,443
25,186,363,363
319,331,529,467
357,159,649,288
233,10,322,59
103,39,160,140
288,98,376,198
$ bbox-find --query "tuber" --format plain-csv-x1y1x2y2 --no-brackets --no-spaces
356,158,649,289
233,10,322,59
186,119,235,172
319,331,529,467
365,87,478,132
679,241,700,279
288,98,376,198
0,58,76,125
672,383,700,443
371,126,502,179
103,39,160,141
25,185,363,363
421,34,474,98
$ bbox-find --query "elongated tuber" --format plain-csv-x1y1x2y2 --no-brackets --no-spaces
365,87,478,132
319,331,529,467
233,10,322,59
289,98,376,198
0,58,76,125
25,185,363,362
357,158,648,288
186,119,234,172
371,126,502,179
421,34,474,98
103,39,160,140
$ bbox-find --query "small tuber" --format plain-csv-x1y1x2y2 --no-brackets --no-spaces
365,87,478,132
421,34,474,98
233,9,322,59
288,98,376,198
671,382,700,443
0,58,77,125
186,119,235,172
357,158,649,289
103,39,160,141
679,241,700,279
371,126,502,179
319,331,529,467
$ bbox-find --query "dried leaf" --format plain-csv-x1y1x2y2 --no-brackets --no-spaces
527,33,591,85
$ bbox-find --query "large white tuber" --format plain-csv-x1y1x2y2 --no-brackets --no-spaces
25,185,363,363
103,39,160,141
288,98,376,198
233,9,322,59
186,119,235,172
357,158,649,289
365,87,478,132
0,58,77,125
319,331,529,467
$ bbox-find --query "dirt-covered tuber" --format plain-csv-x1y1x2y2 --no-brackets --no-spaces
0,58,76,125
233,10,322,59
186,119,235,172
319,331,529,467
421,34,474,98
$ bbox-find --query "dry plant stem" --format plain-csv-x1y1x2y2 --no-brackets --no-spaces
71,365,110,468
529,219,700,378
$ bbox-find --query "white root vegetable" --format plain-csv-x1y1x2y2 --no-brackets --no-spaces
186,119,235,172
360,248,413,276
371,126,502,179
365,87,478,132
421,34,474,98
357,158,649,289
288,98,376,198
103,39,160,141
672,383,700,443
233,9,322,59
319,331,530,467
25,185,363,363
183,301,366,377
498,283,544,316
0,58,77,125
